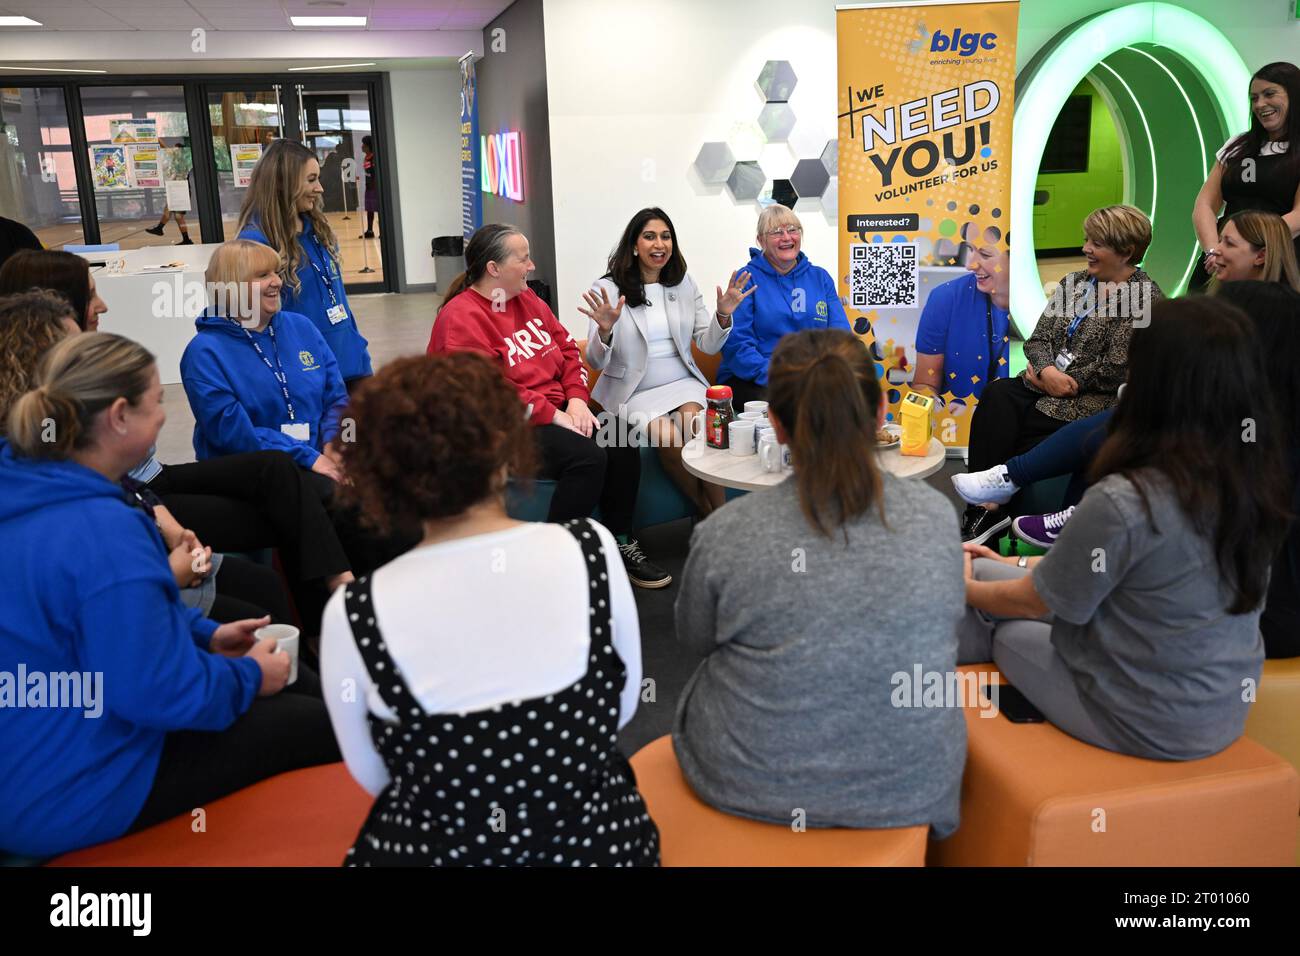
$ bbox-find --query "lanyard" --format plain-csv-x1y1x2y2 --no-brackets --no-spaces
984,297,1004,385
306,233,341,308
1065,278,1099,340
241,323,296,422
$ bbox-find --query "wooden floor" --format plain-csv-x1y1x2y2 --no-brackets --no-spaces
155,290,436,464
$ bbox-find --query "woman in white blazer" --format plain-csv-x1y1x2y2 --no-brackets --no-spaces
581,207,755,516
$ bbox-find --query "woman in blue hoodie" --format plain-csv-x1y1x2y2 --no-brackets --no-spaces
0,332,338,859
236,139,372,387
182,239,350,484
717,205,850,408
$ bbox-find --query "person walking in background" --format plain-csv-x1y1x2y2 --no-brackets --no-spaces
361,135,378,239
144,138,194,246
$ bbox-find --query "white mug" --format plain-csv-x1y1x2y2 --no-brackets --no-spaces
758,435,783,473
744,401,769,417
254,623,300,686
728,420,756,456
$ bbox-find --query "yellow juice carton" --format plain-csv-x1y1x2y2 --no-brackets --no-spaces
899,390,933,457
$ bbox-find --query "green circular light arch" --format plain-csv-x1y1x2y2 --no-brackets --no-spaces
1011,2,1250,336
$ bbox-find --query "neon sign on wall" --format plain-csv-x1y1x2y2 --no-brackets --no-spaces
480,130,524,202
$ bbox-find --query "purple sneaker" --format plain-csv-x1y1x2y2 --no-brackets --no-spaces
1012,506,1075,549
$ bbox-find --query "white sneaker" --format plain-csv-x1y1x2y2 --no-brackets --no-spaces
952,465,1019,506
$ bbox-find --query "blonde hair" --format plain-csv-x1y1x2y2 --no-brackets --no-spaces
756,203,802,240
236,139,338,297
1217,210,1300,293
1083,204,1153,265
205,239,283,318
7,333,155,459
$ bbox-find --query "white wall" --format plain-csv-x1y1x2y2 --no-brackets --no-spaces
542,0,1300,337
388,68,466,287
543,0,841,338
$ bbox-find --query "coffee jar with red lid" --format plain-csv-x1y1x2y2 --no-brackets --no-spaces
705,385,735,449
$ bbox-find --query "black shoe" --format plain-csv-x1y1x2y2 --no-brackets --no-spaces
960,506,1011,545
362,231,376,239
145,224,165,236
177,237,194,245
617,538,672,589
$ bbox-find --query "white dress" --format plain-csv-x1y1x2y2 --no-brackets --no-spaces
622,283,708,420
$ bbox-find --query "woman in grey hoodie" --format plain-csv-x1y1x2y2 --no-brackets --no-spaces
673,328,967,838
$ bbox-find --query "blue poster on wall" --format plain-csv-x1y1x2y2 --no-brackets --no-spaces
459,53,483,240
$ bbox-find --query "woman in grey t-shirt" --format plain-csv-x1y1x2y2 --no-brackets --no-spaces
959,296,1292,760
673,328,967,837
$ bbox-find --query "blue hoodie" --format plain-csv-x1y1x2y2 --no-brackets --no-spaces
0,441,260,857
717,247,850,387
238,215,373,381
181,308,349,470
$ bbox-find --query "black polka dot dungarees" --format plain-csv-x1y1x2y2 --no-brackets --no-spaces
340,518,660,866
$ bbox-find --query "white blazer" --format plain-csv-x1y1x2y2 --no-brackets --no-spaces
584,274,730,412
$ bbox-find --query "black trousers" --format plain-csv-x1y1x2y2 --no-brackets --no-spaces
535,423,639,535
719,376,767,411
207,554,296,626
966,376,1071,475
303,471,420,578
148,451,350,585
127,665,340,833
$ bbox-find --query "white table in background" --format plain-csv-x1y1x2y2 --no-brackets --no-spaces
78,243,223,385
680,436,947,492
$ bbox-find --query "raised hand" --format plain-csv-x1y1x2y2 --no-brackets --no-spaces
717,270,756,318
578,286,625,339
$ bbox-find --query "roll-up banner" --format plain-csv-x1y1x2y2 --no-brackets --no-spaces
459,52,484,241
838,0,1019,452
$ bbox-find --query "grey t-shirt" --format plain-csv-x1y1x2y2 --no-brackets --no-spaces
1033,471,1264,760
672,474,967,837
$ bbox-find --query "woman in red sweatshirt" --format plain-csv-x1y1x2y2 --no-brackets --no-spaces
428,224,671,588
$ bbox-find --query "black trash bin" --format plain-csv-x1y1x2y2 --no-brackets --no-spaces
431,235,466,292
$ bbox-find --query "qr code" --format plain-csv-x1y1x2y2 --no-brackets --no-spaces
850,242,918,309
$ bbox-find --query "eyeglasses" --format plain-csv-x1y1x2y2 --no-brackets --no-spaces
765,226,803,238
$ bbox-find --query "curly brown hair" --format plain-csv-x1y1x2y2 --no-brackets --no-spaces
337,351,537,532
0,290,78,430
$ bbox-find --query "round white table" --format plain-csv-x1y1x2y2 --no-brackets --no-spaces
681,436,946,492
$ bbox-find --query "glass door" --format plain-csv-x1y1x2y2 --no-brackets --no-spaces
204,85,290,242
78,84,197,250
296,84,385,290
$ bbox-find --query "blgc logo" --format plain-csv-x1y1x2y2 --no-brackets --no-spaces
930,28,998,56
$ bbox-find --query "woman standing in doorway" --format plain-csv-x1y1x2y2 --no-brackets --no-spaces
237,139,373,388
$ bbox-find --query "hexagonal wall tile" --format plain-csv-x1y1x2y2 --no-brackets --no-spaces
759,179,798,208
726,120,766,160
757,103,796,142
820,140,838,177
726,161,766,202
788,121,827,160
790,158,830,199
756,60,798,102
693,142,736,185
821,178,838,219
757,142,796,181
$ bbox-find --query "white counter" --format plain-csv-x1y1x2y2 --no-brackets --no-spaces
80,243,223,385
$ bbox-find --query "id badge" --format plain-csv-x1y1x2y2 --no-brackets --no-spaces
1054,348,1076,372
326,304,348,325
281,422,310,441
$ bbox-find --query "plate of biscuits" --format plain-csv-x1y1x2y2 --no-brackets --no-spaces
875,424,901,449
